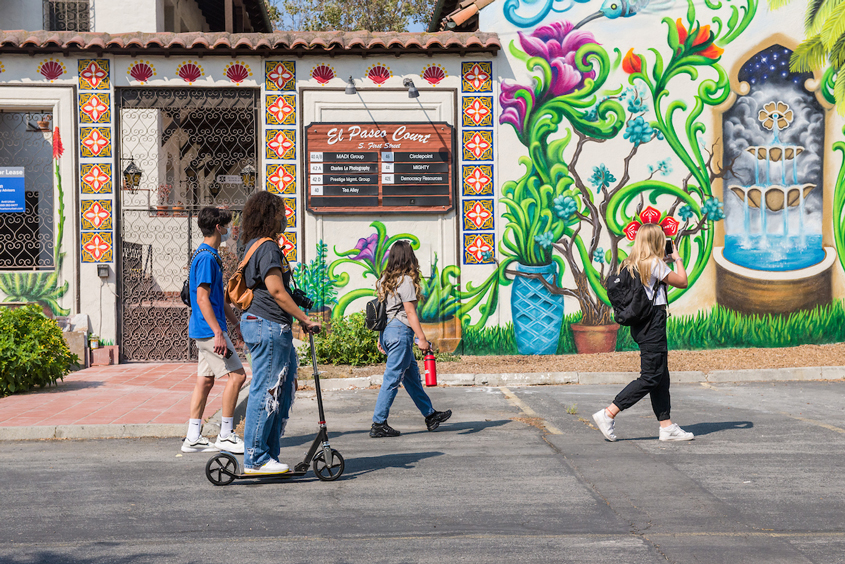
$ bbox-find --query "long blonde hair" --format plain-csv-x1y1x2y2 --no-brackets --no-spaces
620,223,665,286
378,240,423,303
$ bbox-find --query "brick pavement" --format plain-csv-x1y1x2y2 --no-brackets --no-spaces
0,363,250,428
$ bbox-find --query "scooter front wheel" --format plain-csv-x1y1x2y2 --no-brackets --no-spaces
312,449,344,481
206,453,239,486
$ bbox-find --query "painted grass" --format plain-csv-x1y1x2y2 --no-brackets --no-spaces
460,301,845,355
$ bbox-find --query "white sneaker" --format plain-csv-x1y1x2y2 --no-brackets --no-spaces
214,433,245,454
659,423,694,441
592,409,617,442
244,459,290,475
181,435,220,453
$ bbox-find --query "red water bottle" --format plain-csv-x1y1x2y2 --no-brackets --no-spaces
424,351,437,387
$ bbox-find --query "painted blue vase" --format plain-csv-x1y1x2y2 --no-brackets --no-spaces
511,262,565,355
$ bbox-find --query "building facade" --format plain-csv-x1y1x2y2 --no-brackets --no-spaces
0,0,841,362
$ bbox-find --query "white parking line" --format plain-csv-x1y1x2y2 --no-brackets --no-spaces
499,386,564,435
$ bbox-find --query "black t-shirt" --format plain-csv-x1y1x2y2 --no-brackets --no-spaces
243,238,293,326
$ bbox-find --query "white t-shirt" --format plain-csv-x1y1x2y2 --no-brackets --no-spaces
379,275,417,328
642,258,672,306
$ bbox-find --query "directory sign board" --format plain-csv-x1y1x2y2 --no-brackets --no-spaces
304,123,454,214
0,167,25,213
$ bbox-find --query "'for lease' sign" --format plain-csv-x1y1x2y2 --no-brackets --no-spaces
0,167,25,213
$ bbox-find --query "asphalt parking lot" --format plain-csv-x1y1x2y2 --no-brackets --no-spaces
1,380,843,563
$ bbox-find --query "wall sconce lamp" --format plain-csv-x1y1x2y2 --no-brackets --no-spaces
345,76,357,95
240,164,256,190
122,160,143,193
403,78,419,98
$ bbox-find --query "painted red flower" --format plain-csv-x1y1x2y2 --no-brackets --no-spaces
622,49,642,75
52,127,63,159
623,206,680,241
675,19,724,59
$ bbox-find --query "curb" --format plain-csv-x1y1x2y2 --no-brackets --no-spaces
3,366,844,441
0,383,253,442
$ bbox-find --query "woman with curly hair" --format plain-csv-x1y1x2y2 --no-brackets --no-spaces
370,240,451,438
238,191,321,474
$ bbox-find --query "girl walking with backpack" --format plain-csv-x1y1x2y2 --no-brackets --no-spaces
370,240,452,438
592,223,694,442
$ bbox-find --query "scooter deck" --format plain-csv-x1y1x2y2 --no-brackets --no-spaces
232,469,308,480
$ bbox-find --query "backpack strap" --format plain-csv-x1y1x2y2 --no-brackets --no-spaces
237,237,275,270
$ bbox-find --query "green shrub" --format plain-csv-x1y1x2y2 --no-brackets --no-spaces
299,313,385,367
0,305,78,396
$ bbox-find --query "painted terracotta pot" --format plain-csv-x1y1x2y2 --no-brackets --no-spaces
421,316,462,353
511,263,564,355
570,323,619,354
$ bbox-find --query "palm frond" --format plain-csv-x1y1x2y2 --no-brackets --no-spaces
790,35,828,72
821,2,845,49
806,0,836,35
767,0,793,9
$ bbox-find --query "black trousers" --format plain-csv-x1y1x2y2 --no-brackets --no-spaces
613,307,671,421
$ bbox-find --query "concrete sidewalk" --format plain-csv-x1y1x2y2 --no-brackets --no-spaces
2,361,844,441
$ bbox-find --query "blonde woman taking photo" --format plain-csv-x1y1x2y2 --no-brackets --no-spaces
370,240,452,438
592,223,694,442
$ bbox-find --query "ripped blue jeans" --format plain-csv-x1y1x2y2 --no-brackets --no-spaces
240,314,297,470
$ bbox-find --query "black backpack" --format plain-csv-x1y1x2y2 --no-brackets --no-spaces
365,297,387,331
605,267,661,326
181,248,223,307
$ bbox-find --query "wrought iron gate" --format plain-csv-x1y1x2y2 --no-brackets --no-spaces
117,88,259,361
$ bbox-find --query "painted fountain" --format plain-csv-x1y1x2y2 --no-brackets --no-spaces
715,50,833,315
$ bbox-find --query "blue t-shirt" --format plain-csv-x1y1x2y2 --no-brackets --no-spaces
188,244,227,339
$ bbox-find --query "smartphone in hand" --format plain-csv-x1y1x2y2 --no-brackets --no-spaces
665,239,674,257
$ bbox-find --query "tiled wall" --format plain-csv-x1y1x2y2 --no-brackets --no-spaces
77,59,115,263
263,61,299,262
460,61,495,265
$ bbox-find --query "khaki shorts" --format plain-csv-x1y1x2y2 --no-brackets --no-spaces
195,333,243,378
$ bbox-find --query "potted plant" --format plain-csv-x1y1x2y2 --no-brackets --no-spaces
498,14,733,353
418,254,462,353
156,184,172,216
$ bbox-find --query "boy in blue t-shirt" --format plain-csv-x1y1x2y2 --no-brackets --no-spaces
183,207,247,453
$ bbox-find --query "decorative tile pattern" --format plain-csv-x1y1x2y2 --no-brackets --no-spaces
279,232,297,261
283,197,297,229
462,165,493,196
266,129,296,160
81,163,112,194
462,131,493,161
79,93,111,123
81,232,113,263
38,58,66,81
80,127,112,157
461,62,492,93
265,61,296,91
81,200,113,231
462,96,493,127
266,95,296,125
463,199,494,231
266,164,296,193
463,233,495,264
78,59,110,90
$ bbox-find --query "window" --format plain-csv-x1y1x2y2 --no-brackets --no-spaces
43,0,91,32
0,112,55,270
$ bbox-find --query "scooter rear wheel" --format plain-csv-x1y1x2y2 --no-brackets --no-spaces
312,449,344,481
206,453,239,486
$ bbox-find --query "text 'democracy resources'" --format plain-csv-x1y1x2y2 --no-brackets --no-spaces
305,123,454,214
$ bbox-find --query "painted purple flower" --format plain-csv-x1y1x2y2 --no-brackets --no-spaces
351,233,379,263
500,83,534,137
519,21,598,99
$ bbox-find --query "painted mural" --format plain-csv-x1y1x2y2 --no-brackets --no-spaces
296,0,845,356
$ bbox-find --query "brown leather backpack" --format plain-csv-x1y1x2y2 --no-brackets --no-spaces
226,237,274,310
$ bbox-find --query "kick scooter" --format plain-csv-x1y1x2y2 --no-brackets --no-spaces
205,331,345,486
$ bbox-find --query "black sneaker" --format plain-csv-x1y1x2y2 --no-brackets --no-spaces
425,410,452,431
370,421,401,438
